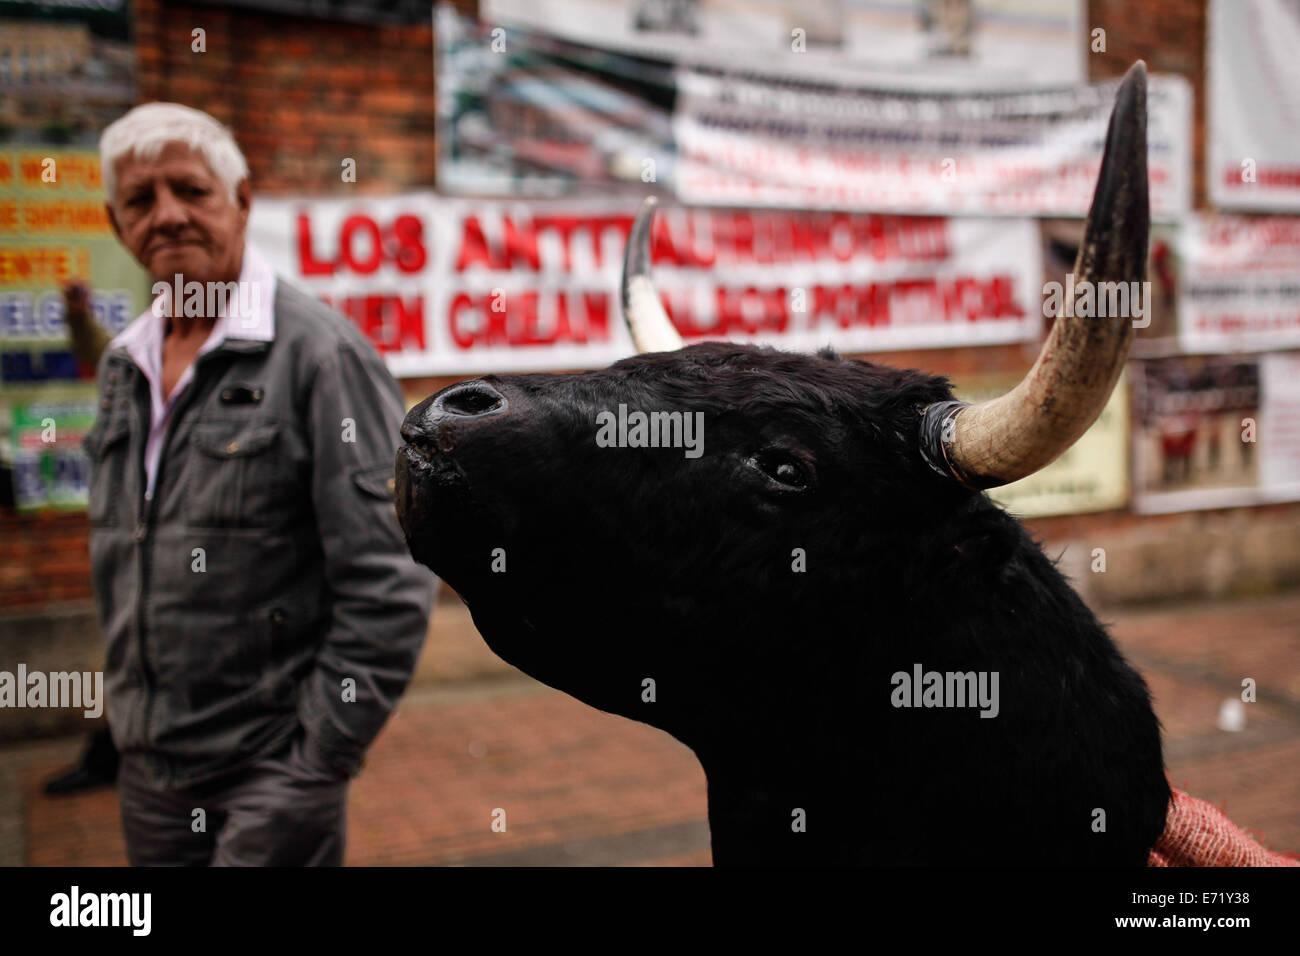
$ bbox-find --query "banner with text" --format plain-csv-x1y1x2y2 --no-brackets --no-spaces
1177,215,1300,354
1207,0,1300,212
674,67,1192,220
483,0,1087,88
249,194,1043,376
0,147,150,512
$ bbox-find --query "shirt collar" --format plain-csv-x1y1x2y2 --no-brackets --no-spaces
110,242,278,362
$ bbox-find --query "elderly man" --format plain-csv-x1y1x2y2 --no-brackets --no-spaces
84,102,435,865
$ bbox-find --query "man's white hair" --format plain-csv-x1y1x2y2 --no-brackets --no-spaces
100,102,249,204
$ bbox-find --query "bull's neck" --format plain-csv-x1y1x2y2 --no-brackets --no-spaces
682,705,867,866
699,750,860,866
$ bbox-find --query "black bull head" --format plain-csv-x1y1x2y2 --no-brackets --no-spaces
395,62,1170,865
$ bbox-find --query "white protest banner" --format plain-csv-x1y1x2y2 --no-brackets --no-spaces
441,199,1044,362
674,67,1191,220
248,193,439,378
251,194,1043,376
1207,0,1300,212
425,198,631,373
1260,352,1300,502
1178,215,1300,354
484,0,1087,88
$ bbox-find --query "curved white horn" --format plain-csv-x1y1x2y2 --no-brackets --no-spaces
922,60,1150,489
621,196,684,353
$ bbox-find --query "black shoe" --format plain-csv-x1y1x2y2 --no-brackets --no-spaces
43,728,119,795
44,766,116,794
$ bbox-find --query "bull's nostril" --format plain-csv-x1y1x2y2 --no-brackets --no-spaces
436,381,506,418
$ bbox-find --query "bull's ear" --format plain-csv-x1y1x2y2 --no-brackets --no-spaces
922,60,1149,489
621,197,685,354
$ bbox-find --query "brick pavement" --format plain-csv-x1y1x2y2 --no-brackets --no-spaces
5,592,1298,866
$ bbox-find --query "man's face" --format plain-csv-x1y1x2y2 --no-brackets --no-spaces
107,141,250,286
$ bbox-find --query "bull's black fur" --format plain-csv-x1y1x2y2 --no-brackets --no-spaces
396,341,1171,866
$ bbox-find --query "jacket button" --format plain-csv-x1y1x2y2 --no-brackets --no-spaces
226,440,239,454
133,524,147,542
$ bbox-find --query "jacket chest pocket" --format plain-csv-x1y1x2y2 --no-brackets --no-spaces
84,413,131,527
183,421,286,528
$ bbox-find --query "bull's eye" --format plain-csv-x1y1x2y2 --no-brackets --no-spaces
751,449,812,491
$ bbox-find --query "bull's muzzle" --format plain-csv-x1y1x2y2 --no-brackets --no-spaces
401,379,508,456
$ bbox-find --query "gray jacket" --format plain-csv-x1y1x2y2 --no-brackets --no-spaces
84,279,435,790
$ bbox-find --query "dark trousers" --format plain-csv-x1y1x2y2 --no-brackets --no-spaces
118,738,349,866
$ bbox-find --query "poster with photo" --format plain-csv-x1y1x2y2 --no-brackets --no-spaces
955,370,1129,518
6,389,97,512
1132,356,1264,513
1039,218,1182,356
436,4,676,197
0,0,137,147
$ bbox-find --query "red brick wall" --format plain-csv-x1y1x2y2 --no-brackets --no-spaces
128,0,476,194
0,513,94,610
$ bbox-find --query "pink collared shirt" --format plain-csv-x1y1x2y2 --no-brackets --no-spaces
110,244,277,500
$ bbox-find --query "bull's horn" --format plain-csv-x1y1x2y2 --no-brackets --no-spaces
921,60,1149,489
621,196,684,353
